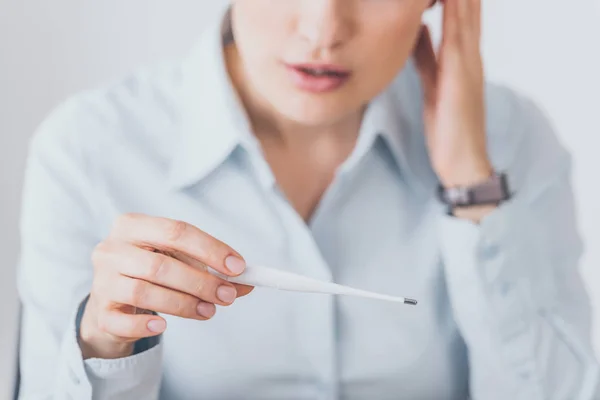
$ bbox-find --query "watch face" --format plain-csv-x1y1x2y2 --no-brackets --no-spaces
440,173,510,207
446,188,470,205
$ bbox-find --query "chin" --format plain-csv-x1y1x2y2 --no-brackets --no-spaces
271,91,357,128
277,104,348,128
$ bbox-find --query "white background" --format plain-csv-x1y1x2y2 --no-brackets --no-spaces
1,1,599,398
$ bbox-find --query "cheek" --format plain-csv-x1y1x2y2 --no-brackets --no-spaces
357,22,422,86
233,5,287,69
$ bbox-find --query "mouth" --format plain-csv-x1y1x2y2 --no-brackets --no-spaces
294,64,350,77
285,63,352,93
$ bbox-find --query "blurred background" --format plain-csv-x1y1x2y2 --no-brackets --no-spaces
1,1,599,398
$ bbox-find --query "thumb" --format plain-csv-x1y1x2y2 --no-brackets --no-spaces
413,25,438,109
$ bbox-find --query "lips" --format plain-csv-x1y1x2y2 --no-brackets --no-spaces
294,64,350,77
285,63,352,93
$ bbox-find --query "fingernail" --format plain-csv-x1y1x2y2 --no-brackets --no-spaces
147,319,166,333
225,255,246,275
217,285,237,304
196,302,216,318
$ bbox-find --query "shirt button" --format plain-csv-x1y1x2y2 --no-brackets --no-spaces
483,243,500,258
500,281,512,296
68,367,80,385
519,371,531,380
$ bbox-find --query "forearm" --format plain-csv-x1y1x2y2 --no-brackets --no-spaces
440,199,598,399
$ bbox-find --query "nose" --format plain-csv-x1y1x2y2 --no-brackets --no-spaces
296,0,353,53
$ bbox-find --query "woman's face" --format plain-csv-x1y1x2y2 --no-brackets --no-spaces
230,0,431,128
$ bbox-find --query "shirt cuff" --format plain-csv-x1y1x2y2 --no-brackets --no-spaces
83,343,163,399
56,296,164,400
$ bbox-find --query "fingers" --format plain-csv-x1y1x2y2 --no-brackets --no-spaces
441,0,482,51
95,241,239,307
97,309,167,339
109,276,218,320
110,213,246,277
167,250,252,298
462,0,481,48
441,0,461,49
413,25,438,109
152,245,254,297
456,0,470,30
471,0,481,40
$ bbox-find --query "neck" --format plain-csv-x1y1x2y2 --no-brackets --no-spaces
224,42,364,150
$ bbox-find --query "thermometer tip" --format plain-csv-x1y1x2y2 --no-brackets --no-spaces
404,298,418,306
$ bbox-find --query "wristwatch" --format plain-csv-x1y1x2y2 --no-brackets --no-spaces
437,172,512,209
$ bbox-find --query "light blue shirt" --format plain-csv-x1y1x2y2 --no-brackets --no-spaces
16,8,599,400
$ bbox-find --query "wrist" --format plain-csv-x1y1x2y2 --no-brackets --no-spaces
451,204,497,223
437,168,511,223
79,333,135,360
438,161,494,188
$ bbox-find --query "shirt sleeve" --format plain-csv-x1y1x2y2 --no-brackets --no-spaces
439,90,600,400
16,98,163,400
76,299,164,400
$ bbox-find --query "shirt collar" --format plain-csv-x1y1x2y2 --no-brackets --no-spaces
337,60,438,197
169,7,437,197
362,63,438,197
168,6,260,190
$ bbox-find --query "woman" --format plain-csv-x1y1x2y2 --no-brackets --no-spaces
17,0,598,399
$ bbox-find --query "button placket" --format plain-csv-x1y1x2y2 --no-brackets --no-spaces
268,187,338,399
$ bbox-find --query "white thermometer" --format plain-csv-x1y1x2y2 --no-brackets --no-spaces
211,265,417,305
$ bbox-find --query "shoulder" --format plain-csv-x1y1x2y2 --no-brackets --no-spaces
482,83,572,193
29,60,186,167
483,83,568,166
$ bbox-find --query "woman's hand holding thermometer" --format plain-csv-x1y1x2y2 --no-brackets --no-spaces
80,214,253,360
80,214,416,362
